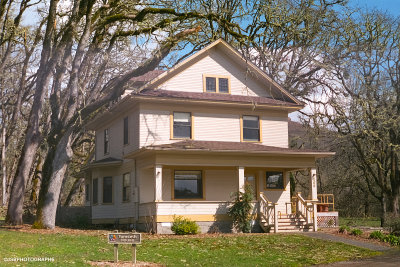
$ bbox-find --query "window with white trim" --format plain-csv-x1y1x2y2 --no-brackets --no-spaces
93,178,98,204
104,129,109,154
102,176,113,204
122,173,130,202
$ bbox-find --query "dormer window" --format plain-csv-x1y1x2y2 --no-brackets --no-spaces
203,75,230,93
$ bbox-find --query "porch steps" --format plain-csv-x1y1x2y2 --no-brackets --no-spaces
260,214,312,233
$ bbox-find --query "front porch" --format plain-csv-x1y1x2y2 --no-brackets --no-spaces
137,164,337,234
128,142,336,234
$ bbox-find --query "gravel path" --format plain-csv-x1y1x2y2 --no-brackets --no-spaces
303,232,400,266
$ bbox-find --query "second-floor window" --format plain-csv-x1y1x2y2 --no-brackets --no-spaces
104,129,109,154
123,117,129,145
242,115,260,142
204,75,230,93
173,112,192,139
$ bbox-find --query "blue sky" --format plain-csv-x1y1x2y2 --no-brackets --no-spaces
349,0,400,16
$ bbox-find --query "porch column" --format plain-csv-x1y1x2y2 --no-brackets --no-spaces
309,168,318,200
237,167,245,193
309,167,318,231
154,165,163,202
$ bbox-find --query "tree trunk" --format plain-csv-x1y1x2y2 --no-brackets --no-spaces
364,191,370,217
5,0,59,225
380,195,387,227
35,130,73,229
389,194,399,217
64,177,85,207
1,124,6,206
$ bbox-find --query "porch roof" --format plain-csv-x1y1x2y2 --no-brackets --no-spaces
82,157,123,170
125,140,335,159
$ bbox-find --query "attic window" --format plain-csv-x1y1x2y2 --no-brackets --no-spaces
203,75,230,93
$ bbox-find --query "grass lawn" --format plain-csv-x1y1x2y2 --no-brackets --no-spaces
340,217,381,228
0,230,379,266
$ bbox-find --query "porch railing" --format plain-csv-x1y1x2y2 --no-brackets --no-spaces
294,192,318,231
259,192,278,233
317,194,335,212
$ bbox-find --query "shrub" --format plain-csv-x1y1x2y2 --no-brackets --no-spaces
383,234,400,246
369,230,385,240
384,216,400,236
228,184,254,233
171,216,199,235
350,228,363,236
339,225,350,234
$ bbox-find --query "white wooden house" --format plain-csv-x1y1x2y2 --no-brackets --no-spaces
83,39,337,233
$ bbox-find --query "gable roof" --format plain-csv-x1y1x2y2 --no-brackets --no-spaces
136,39,303,106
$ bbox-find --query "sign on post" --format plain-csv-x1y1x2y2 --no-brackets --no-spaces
108,233,141,264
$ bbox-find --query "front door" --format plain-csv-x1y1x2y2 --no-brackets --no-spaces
245,172,258,200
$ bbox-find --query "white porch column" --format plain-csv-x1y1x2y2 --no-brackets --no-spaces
154,165,163,202
309,167,318,232
309,168,318,200
237,167,245,193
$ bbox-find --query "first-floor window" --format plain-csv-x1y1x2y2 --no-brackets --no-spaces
122,173,130,202
85,183,90,202
93,178,98,204
174,170,203,199
266,171,284,189
103,176,113,203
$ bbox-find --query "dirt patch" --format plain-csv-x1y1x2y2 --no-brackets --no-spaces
0,224,109,236
88,260,164,266
0,224,274,239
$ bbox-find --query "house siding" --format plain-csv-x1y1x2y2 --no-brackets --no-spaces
136,104,288,149
194,113,240,142
157,47,272,98
163,169,237,201
91,165,136,221
259,171,292,214
139,109,172,147
261,114,288,148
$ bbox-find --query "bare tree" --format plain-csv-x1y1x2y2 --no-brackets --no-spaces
308,10,400,224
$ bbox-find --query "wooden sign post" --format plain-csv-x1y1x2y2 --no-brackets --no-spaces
108,233,142,264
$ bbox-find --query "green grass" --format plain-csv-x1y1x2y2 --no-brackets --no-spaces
0,230,379,266
340,217,381,227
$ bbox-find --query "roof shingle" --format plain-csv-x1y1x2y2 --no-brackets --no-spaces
136,89,300,107
146,140,331,154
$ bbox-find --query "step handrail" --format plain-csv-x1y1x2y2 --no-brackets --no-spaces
259,192,278,233
296,192,317,228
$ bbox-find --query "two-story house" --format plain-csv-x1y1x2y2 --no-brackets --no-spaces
83,39,336,233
